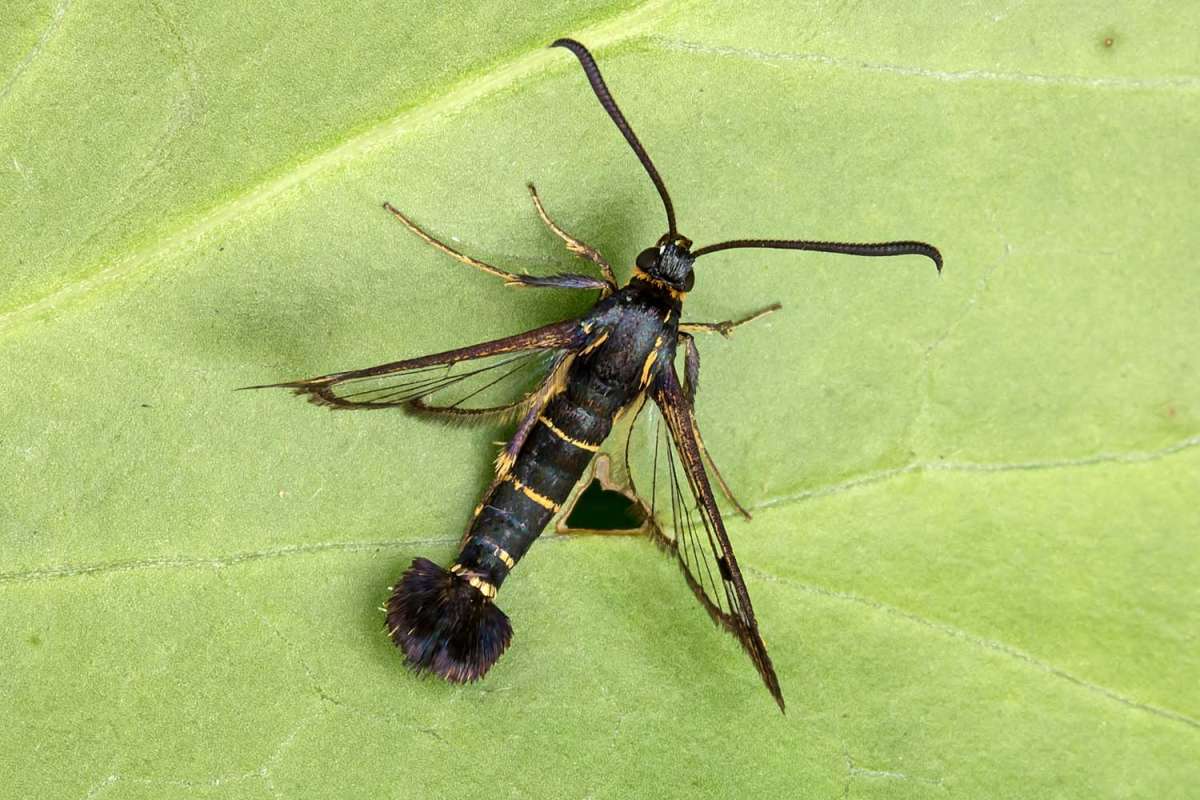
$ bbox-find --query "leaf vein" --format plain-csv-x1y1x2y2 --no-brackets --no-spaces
652,37,1200,91
0,537,458,586
0,0,677,337
753,432,1200,512
0,0,73,107
747,565,1200,732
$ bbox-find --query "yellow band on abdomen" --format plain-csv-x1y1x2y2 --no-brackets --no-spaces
507,476,561,513
538,414,600,452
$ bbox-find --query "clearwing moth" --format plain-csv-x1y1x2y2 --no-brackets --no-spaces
247,38,941,711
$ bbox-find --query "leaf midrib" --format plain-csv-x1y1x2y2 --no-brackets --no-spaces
4,429,1197,587
0,0,680,337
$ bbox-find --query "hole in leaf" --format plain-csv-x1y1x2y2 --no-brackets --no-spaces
562,479,646,531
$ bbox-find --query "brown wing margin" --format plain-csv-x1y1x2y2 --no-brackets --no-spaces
648,366,785,711
241,319,585,412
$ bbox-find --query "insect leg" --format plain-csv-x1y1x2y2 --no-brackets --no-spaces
679,303,782,338
526,183,618,293
493,354,572,478
383,202,610,292
679,332,701,403
677,333,752,521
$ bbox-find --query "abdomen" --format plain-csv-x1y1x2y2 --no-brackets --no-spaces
456,375,618,590
384,298,667,682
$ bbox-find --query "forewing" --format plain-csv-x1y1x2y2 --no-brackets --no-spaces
625,368,784,710
245,319,583,417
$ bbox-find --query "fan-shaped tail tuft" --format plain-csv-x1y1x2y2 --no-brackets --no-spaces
385,557,512,682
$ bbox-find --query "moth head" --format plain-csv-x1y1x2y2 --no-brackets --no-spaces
635,234,695,292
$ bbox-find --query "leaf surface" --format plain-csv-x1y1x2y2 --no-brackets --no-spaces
3,1,1198,797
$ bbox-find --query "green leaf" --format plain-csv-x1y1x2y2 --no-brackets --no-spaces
3,1,1197,797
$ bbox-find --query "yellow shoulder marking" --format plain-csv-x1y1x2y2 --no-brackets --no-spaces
640,335,665,387
579,329,610,356
631,267,686,301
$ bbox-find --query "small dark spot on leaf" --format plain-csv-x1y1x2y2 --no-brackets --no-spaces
140,403,151,408
1103,36,1114,48
28,634,41,647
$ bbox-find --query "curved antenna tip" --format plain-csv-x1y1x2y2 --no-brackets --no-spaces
550,34,678,236
692,237,944,273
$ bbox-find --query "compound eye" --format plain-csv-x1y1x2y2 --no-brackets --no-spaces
635,247,659,271
680,270,695,292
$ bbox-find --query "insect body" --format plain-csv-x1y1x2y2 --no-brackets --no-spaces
390,263,683,683
250,39,941,711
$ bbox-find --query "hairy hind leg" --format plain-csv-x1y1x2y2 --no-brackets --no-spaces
677,332,752,520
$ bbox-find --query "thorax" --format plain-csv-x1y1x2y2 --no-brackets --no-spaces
569,284,679,410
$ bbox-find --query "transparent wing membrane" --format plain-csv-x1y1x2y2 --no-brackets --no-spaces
312,350,557,414
243,318,583,418
630,402,741,628
624,377,784,710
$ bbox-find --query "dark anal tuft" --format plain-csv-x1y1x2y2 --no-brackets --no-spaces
384,557,512,683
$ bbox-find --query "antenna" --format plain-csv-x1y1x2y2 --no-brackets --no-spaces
552,38,678,236
692,238,943,272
